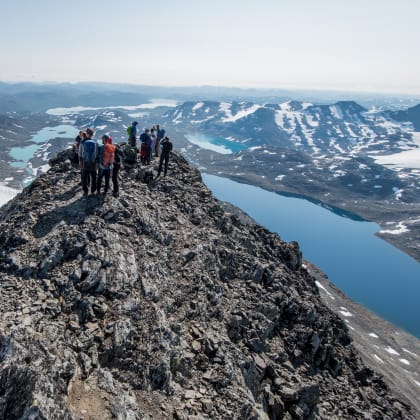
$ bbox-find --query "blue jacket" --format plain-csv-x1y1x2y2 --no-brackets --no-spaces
140,132,149,143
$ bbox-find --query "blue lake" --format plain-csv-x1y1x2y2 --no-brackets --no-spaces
203,173,420,338
9,125,78,186
185,133,248,154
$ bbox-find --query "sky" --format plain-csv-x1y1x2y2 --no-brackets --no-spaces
1,0,419,94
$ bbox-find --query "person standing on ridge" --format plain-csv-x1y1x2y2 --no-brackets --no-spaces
77,131,88,184
112,143,123,197
79,128,98,196
146,130,154,165
140,128,150,164
127,121,138,148
97,134,115,195
155,124,165,157
73,130,83,164
150,128,157,161
157,136,173,177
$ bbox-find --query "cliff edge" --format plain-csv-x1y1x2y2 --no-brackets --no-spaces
0,150,414,419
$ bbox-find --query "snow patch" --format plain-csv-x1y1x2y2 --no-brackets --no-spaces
399,359,410,366
373,354,384,364
315,281,335,300
379,222,409,235
385,346,400,356
368,333,379,338
0,183,20,207
402,348,418,357
192,102,204,111
339,308,353,317
222,103,261,123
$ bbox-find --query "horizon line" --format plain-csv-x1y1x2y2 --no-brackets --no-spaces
1,79,420,98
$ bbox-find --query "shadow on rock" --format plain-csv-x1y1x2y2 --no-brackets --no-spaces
33,195,105,238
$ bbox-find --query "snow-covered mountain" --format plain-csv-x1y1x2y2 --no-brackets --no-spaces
163,100,417,157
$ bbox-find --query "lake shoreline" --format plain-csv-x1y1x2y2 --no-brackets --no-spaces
205,173,420,338
202,168,420,263
309,262,420,417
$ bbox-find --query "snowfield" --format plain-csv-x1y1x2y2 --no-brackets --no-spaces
0,183,19,207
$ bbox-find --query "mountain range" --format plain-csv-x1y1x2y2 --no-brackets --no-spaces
1,95,419,261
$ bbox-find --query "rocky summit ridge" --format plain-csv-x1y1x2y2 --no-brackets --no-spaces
0,149,414,419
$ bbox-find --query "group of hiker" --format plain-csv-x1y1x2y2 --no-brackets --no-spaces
74,122,173,198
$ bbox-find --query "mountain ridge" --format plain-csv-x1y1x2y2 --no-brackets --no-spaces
0,149,414,418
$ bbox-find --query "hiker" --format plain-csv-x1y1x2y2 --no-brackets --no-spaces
157,136,173,177
112,144,123,197
77,131,88,184
79,128,98,196
139,128,150,164
73,130,83,164
146,132,154,165
149,128,157,162
127,121,138,148
155,124,165,157
97,134,115,195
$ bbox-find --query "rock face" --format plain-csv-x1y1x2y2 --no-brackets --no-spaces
0,149,414,419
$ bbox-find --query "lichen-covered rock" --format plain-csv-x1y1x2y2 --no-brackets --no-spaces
0,150,414,419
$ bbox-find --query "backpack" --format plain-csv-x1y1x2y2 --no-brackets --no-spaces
127,125,133,136
125,147,137,164
114,147,122,165
102,144,115,167
143,170,154,184
82,140,96,167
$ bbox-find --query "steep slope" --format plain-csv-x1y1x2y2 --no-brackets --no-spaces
0,150,414,419
391,103,420,131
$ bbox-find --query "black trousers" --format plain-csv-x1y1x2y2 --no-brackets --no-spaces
145,146,152,165
154,138,161,157
82,166,97,194
158,153,170,176
97,168,111,193
112,164,120,194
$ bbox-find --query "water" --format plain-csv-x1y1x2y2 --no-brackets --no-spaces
9,125,78,185
46,99,179,116
203,173,420,338
185,133,249,154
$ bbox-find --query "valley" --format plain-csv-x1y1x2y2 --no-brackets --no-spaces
1,90,419,264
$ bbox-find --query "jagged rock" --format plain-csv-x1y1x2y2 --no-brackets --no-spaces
0,149,415,419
